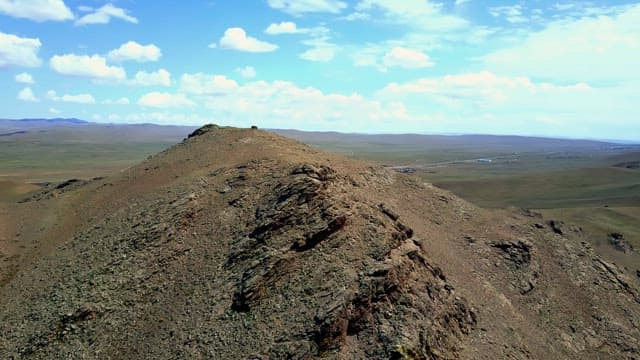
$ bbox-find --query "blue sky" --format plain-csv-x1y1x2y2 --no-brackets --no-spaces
1,0,639,140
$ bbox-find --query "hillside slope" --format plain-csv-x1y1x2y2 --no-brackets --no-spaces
1,125,639,359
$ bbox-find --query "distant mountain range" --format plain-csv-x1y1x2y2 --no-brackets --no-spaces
1,118,638,145
0,118,88,126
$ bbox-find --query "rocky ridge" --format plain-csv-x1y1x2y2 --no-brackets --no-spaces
0,125,639,359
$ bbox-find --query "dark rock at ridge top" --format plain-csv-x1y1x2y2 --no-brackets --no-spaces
187,123,223,138
614,161,640,169
609,232,634,253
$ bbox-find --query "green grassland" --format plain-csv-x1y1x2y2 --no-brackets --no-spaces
0,121,193,182
0,141,174,182
428,167,640,209
541,206,640,271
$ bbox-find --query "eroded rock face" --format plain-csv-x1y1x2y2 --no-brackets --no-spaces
221,162,476,358
19,178,90,203
490,239,539,295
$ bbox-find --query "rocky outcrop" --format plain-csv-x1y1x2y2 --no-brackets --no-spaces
220,161,476,357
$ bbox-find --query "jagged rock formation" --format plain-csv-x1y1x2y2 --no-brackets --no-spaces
1,125,639,359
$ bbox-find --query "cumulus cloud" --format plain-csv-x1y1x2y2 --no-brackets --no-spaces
75,4,137,25
236,66,257,79
108,41,161,62
300,46,336,62
373,70,640,138
49,54,126,82
265,21,301,35
299,36,338,62
46,90,96,104
180,73,239,95
138,92,195,108
383,47,433,68
376,71,596,130
60,94,95,104
353,44,432,71
199,79,408,130
483,4,640,82
0,32,42,68
267,0,347,15
131,69,171,87
15,72,34,84
17,87,38,102
0,0,73,22
216,27,278,53
171,73,408,130
379,71,590,100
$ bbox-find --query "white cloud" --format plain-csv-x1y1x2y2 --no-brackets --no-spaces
17,87,38,102
383,47,433,68
484,4,640,82
299,36,338,62
103,97,130,105
489,5,527,23
15,72,34,84
353,43,433,71
217,27,278,52
0,0,73,22
379,71,590,102
265,22,333,61
236,66,257,79
352,45,385,70
132,73,407,130
355,0,468,31
341,11,370,21
50,54,126,82
267,0,347,15
180,73,239,95
108,41,161,62
60,94,95,104
374,71,640,138
131,69,171,87
200,80,408,130
75,4,137,25
265,21,300,35
0,32,42,68
46,90,96,104
138,92,195,108
264,22,330,36
49,107,60,114
300,46,336,62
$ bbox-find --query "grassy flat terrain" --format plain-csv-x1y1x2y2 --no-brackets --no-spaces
429,167,640,209
540,207,640,271
0,120,194,183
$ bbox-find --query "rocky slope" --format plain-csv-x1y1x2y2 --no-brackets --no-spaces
1,125,639,359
